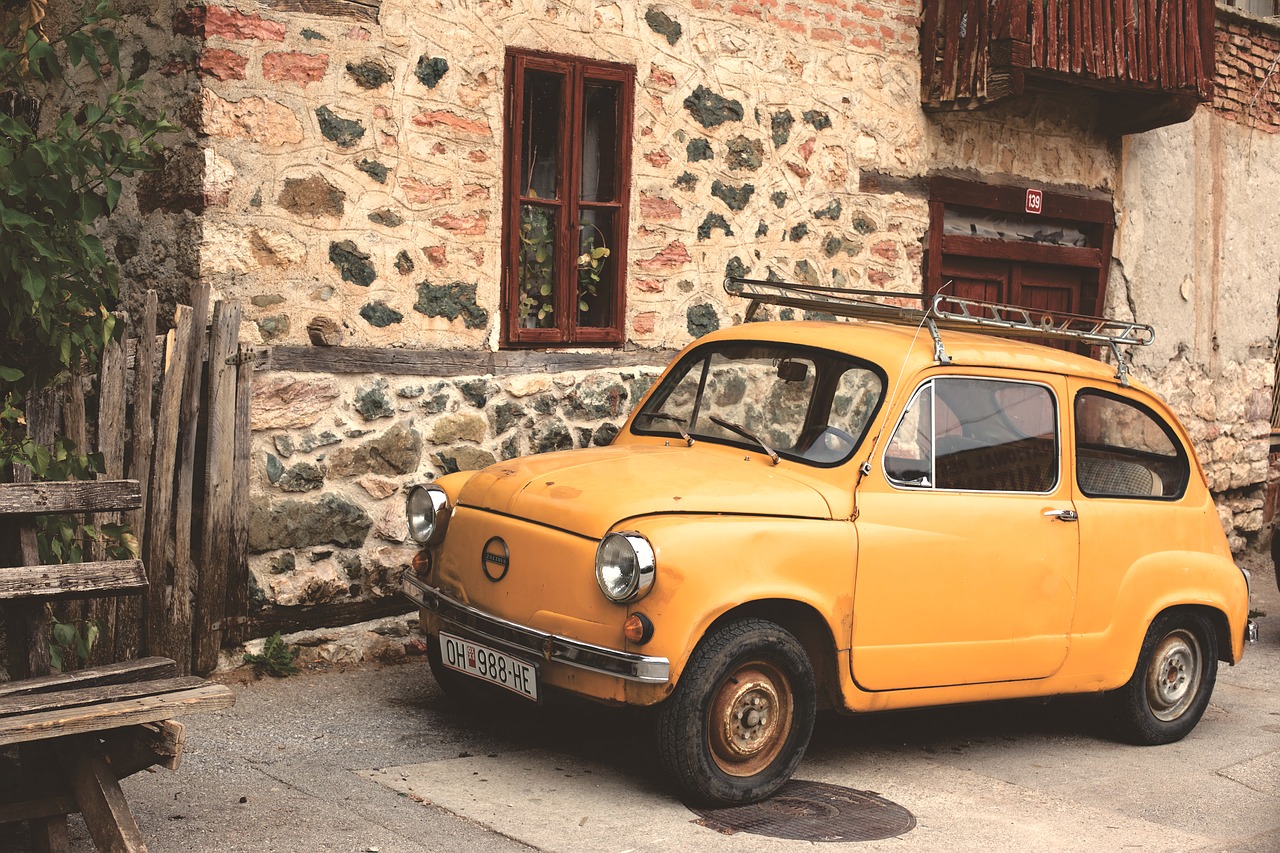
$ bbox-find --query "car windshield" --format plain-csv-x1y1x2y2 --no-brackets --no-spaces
632,342,885,466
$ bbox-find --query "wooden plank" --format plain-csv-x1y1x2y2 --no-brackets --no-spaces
1030,0,1044,67
0,560,146,602
194,300,241,676
991,0,1012,39
942,235,1105,268
54,735,147,852
170,286,211,674
920,0,942,102
89,316,130,666
146,308,193,659
1081,0,1095,75
1070,0,1082,74
0,676,208,718
929,174,1115,221
0,683,234,746
942,0,962,100
261,0,380,22
100,719,186,775
259,345,674,376
225,346,253,646
119,292,158,662
0,481,142,516
1184,0,1201,92
956,0,978,99
0,658,178,699
1146,0,1158,86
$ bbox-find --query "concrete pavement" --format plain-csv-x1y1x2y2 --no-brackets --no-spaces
5,561,1278,852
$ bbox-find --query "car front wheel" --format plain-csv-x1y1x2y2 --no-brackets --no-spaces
656,618,816,805
1108,611,1218,745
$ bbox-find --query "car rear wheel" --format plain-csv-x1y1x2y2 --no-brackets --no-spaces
656,619,816,805
1108,611,1218,745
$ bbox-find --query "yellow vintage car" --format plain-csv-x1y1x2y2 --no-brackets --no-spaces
403,280,1257,805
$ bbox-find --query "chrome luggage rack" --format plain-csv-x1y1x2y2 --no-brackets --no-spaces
724,277,1155,386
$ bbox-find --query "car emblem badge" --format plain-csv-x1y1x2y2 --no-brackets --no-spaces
481,536,510,582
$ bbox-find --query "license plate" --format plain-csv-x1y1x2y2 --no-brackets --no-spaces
439,632,539,701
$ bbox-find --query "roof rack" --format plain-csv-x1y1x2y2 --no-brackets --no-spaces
723,277,1155,386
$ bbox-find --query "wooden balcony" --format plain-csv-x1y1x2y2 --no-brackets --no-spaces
921,0,1215,135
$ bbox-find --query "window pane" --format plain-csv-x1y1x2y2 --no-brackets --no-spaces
517,204,558,328
886,385,934,487
933,379,1057,492
577,209,614,328
520,69,562,200
634,343,882,466
1075,392,1188,498
580,82,619,202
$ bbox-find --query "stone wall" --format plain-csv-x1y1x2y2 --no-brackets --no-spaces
246,364,660,609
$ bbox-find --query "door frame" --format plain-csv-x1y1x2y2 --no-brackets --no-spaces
924,175,1115,319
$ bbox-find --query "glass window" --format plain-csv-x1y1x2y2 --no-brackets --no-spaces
1075,391,1188,499
885,378,1058,492
633,342,885,467
504,51,633,346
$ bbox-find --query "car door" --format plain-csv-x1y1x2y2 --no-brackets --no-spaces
850,372,1080,691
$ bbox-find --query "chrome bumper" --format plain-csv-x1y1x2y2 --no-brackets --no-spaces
402,572,671,683
1246,619,1259,644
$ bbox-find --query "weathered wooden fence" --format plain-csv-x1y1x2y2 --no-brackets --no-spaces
50,286,252,676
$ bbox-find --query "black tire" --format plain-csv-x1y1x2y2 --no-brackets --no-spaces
1108,611,1218,745
656,618,816,806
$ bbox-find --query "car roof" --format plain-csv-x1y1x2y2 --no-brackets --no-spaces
695,319,1131,385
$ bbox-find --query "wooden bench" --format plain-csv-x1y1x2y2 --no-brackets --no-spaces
1,478,235,852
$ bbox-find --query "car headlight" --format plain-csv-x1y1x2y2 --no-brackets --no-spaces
595,532,656,603
406,484,450,545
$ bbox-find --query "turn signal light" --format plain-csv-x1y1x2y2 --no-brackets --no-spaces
623,612,654,645
412,550,432,580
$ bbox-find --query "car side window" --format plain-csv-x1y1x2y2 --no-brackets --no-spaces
885,378,1058,493
1074,391,1189,499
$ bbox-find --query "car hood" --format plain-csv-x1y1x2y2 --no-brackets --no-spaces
457,445,834,538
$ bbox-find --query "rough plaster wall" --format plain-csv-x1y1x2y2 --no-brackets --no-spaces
1114,109,1280,549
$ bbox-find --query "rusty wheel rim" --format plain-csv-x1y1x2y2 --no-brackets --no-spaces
708,661,794,777
1145,628,1202,722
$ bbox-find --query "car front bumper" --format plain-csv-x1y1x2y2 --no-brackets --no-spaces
402,571,671,683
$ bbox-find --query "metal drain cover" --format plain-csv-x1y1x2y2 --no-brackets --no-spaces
691,780,916,842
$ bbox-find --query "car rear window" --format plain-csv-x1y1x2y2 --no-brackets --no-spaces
1074,391,1189,499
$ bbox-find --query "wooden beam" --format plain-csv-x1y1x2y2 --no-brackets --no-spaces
250,596,414,637
100,720,186,775
55,736,147,853
194,300,242,676
859,170,931,198
256,345,674,376
941,235,1104,268
0,561,147,602
0,683,234,746
0,481,142,516
0,793,77,824
261,0,381,22
0,658,178,700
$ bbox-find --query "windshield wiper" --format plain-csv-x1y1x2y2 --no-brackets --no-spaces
709,415,780,465
641,412,694,446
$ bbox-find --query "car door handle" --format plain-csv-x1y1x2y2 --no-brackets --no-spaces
1043,509,1078,522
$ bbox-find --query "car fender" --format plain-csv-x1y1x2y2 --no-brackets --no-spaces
1088,550,1248,684
617,512,855,690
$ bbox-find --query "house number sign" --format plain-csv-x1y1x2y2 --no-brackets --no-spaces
1025,188,1043,214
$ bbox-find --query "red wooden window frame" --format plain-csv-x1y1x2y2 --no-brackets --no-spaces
501,49,635,348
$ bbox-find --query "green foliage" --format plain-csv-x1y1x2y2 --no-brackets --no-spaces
0,0,173,471
243,631,301,677
517,206,611,329
49,617,100,671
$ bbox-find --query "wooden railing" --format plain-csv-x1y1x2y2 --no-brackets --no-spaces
922,0,1215,132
